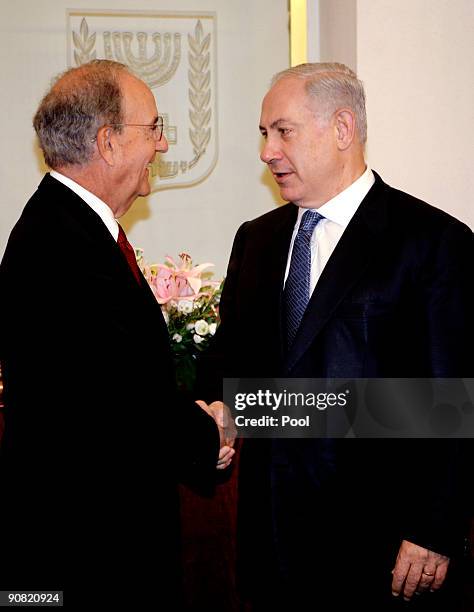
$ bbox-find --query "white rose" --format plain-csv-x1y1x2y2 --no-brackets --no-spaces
186,323,195,331
178,300,194,314
172,333,182,343
194,320,209,336
193,334,205,344
208,323,217,336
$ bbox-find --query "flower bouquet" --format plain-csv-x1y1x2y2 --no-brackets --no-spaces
136,250,223,391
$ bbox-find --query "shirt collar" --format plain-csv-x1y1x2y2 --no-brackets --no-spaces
50,170,119,241
296,166,375,228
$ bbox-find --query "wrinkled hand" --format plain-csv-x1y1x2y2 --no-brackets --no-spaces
216,445,235,470
391,540,450,601
195,400,237,470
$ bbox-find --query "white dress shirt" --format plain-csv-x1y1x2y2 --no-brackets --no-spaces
50,170,119,241
284,167,375,295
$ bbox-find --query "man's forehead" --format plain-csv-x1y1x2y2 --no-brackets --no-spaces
267,76,307,100
121,73,150,98
260,78,310,123
121,75,157,116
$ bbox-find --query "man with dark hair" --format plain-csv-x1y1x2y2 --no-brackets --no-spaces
0,59,233,607
208,63,472,610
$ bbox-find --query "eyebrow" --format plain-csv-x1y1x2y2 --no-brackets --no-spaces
259,118,292,131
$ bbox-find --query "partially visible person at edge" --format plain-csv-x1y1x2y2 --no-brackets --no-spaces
0,59,234,609
199,62,473,610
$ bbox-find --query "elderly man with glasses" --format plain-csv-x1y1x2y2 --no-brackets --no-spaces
0,59,233,608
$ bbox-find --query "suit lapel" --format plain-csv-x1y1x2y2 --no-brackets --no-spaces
285,174,390,373
139,272,171,340
265,204,299,362
39,174,169,339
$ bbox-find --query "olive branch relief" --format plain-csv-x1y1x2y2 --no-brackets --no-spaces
72,18,96,66
187,20,211,169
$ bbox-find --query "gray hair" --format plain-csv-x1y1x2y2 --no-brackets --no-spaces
271,62,367,144
33,59,131,168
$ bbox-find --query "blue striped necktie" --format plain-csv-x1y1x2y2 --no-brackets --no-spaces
284,209,324,347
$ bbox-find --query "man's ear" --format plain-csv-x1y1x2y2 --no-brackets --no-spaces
334,109,356,151
96,126,117,166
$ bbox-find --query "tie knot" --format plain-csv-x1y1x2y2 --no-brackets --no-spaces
118,224,133,251
299,209,324,235
117,224,142,285
117,224,126,243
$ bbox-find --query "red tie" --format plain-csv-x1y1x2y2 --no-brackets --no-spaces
117,224,142,285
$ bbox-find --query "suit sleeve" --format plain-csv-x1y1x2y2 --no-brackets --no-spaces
175,390,220,485
195,221,250,401
422,221,473,376
402,221,473,557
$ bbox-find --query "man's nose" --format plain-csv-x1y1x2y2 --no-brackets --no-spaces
260,138,280,164
157,134,169,153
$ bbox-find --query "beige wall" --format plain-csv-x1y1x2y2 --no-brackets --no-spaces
318,0,357,71
358,0,474,229
0,0,289,274
317,0,474,229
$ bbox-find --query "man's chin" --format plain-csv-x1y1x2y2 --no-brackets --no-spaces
278,186,298,203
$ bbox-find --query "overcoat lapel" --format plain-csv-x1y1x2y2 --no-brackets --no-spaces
285,174,390,373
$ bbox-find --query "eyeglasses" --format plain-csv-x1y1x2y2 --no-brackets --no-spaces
109,116,164,140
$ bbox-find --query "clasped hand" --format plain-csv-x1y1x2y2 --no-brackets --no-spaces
196,400,237,470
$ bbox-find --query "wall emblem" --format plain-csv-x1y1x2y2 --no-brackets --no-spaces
67,10,218,191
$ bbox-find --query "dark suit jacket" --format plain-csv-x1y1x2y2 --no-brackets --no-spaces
0,174,219,606
205,172,473,606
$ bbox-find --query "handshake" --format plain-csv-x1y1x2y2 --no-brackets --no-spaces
196,400,237,471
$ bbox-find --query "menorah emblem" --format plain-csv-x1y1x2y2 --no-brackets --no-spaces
103,31,181,88
68,11,217,192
